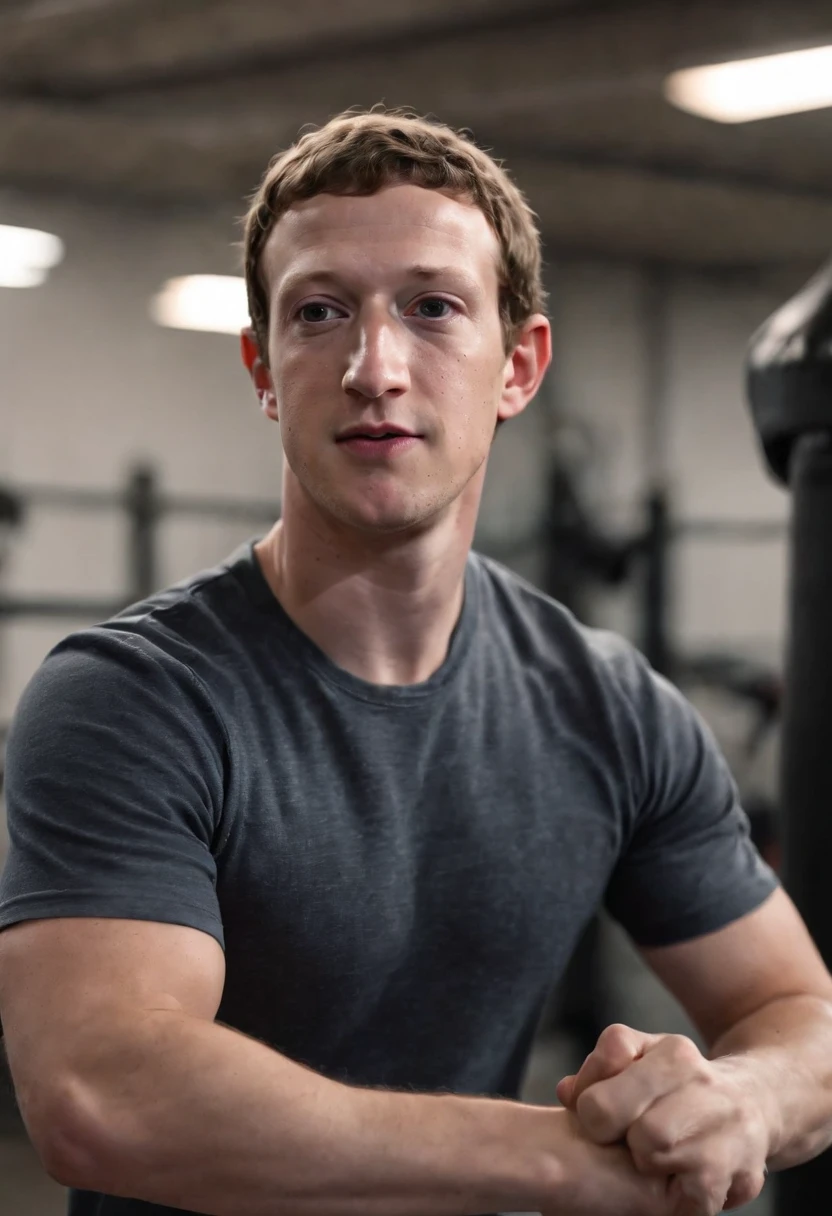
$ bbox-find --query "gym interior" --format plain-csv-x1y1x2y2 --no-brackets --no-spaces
2,3,832,1214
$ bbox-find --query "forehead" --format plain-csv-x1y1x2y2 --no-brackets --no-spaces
261,183,501,293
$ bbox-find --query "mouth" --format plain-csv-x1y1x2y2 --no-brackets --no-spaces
337,426,419,442
335,427,422,459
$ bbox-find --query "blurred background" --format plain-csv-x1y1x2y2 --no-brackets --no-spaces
3,1,832,1211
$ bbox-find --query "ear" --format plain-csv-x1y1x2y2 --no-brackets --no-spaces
240,327,278,422
498,315,552,423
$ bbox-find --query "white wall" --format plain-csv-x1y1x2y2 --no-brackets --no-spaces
0,192,281,727
0,192,802,842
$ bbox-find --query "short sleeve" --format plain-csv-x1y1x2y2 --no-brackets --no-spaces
0,628,228,950
603,649,779,948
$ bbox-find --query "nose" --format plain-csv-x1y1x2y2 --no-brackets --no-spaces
342,307,411,400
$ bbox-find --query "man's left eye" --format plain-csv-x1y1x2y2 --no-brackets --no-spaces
415,298,452,319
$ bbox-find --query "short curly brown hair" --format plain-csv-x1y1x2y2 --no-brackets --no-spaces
242,107,546,363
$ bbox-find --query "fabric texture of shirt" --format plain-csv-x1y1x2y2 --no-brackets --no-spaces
0,542,779,1216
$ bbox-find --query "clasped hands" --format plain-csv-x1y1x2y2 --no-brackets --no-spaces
556,1024,772,1216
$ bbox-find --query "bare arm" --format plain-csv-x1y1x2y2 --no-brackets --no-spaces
49,1002,556,1216
551,892,832,1212
644,888,832,1171
707,992,832,1171
0,917,672,1216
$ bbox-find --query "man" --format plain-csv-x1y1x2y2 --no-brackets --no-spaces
1,108,832,1216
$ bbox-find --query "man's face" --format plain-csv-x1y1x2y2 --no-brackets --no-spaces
254,183,536,534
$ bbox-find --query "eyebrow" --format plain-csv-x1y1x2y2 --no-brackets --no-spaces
276,265,478,299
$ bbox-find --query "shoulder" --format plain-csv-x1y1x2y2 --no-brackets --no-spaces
10,549,253,744
471,549,647,694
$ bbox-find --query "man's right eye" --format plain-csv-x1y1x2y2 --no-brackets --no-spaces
298,303,339,323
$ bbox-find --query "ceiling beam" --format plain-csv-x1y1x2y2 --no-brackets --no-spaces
3,0,829,107
2,99,832,268
0,0,581,95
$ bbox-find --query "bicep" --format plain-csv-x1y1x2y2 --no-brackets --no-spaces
642,887,832,1047
0,916,225,1158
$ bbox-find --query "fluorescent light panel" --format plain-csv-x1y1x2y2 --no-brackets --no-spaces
151,275,249,334
665,43,832,123
0,224,64,288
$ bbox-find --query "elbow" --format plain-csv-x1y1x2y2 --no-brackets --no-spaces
43,1119,100,1190
37,1081,112,1191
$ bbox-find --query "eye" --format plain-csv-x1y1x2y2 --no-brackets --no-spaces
414,297,454,320
297,302,341,323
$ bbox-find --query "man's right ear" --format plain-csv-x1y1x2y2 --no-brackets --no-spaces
240,327,278,421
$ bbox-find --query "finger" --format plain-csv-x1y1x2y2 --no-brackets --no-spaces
669,1168,731,1216
575,1044,686,1145
556,1075,576,1107
626,1086,735,1175
570,1024,658,1105
724,1168,767,1210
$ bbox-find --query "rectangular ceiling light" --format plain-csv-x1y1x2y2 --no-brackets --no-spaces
665,44,832,123
151,275,249,334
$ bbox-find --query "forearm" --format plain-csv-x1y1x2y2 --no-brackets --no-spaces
49,1009,559,1216
710,993,832,1171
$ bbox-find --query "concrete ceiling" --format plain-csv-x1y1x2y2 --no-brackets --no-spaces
1,0,832,267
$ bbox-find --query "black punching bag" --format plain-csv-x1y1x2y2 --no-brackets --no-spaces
747,260,832,1215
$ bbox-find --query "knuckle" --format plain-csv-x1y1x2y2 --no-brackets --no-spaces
600,1023,633,1051
635,1110,675,1155
576,1088,615,1136
667,1034,701,1065
680,1168,729,1216
691,1063,719,1091
596,1022,637,1067
735,1103,762,1140
729,1169,766,1207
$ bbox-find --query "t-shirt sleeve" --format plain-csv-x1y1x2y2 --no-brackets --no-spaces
0,628,227,950
603,645,780,948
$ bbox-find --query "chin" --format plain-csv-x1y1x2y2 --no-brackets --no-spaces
321,489,448,536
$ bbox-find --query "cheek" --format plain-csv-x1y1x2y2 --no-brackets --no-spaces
270,351,325,422
437,358,504,431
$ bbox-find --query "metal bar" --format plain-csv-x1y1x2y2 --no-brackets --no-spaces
675,518,786,541
0,481,279,523
0,597,126,619
642,265,670,487
1,483,124,510
641,488,671,676
126,465,158,600
155,494,278,523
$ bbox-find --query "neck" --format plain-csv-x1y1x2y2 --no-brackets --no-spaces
254,475,483,686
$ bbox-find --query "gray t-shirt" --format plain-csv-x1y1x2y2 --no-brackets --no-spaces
0,543,778,1216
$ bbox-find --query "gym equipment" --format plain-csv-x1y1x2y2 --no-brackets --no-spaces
747,257,832,1214
0,466,281,792
0,465,280,619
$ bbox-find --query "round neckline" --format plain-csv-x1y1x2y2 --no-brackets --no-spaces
229,539,481,706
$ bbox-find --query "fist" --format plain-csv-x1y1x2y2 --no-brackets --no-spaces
557,1024,770,1215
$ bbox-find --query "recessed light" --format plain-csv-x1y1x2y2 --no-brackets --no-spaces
0,224,64,288
150,275,249,334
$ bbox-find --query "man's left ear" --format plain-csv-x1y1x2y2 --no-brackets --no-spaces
240,327,279,422
498,316,552,423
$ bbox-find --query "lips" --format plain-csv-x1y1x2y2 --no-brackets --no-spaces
337,425,417,441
